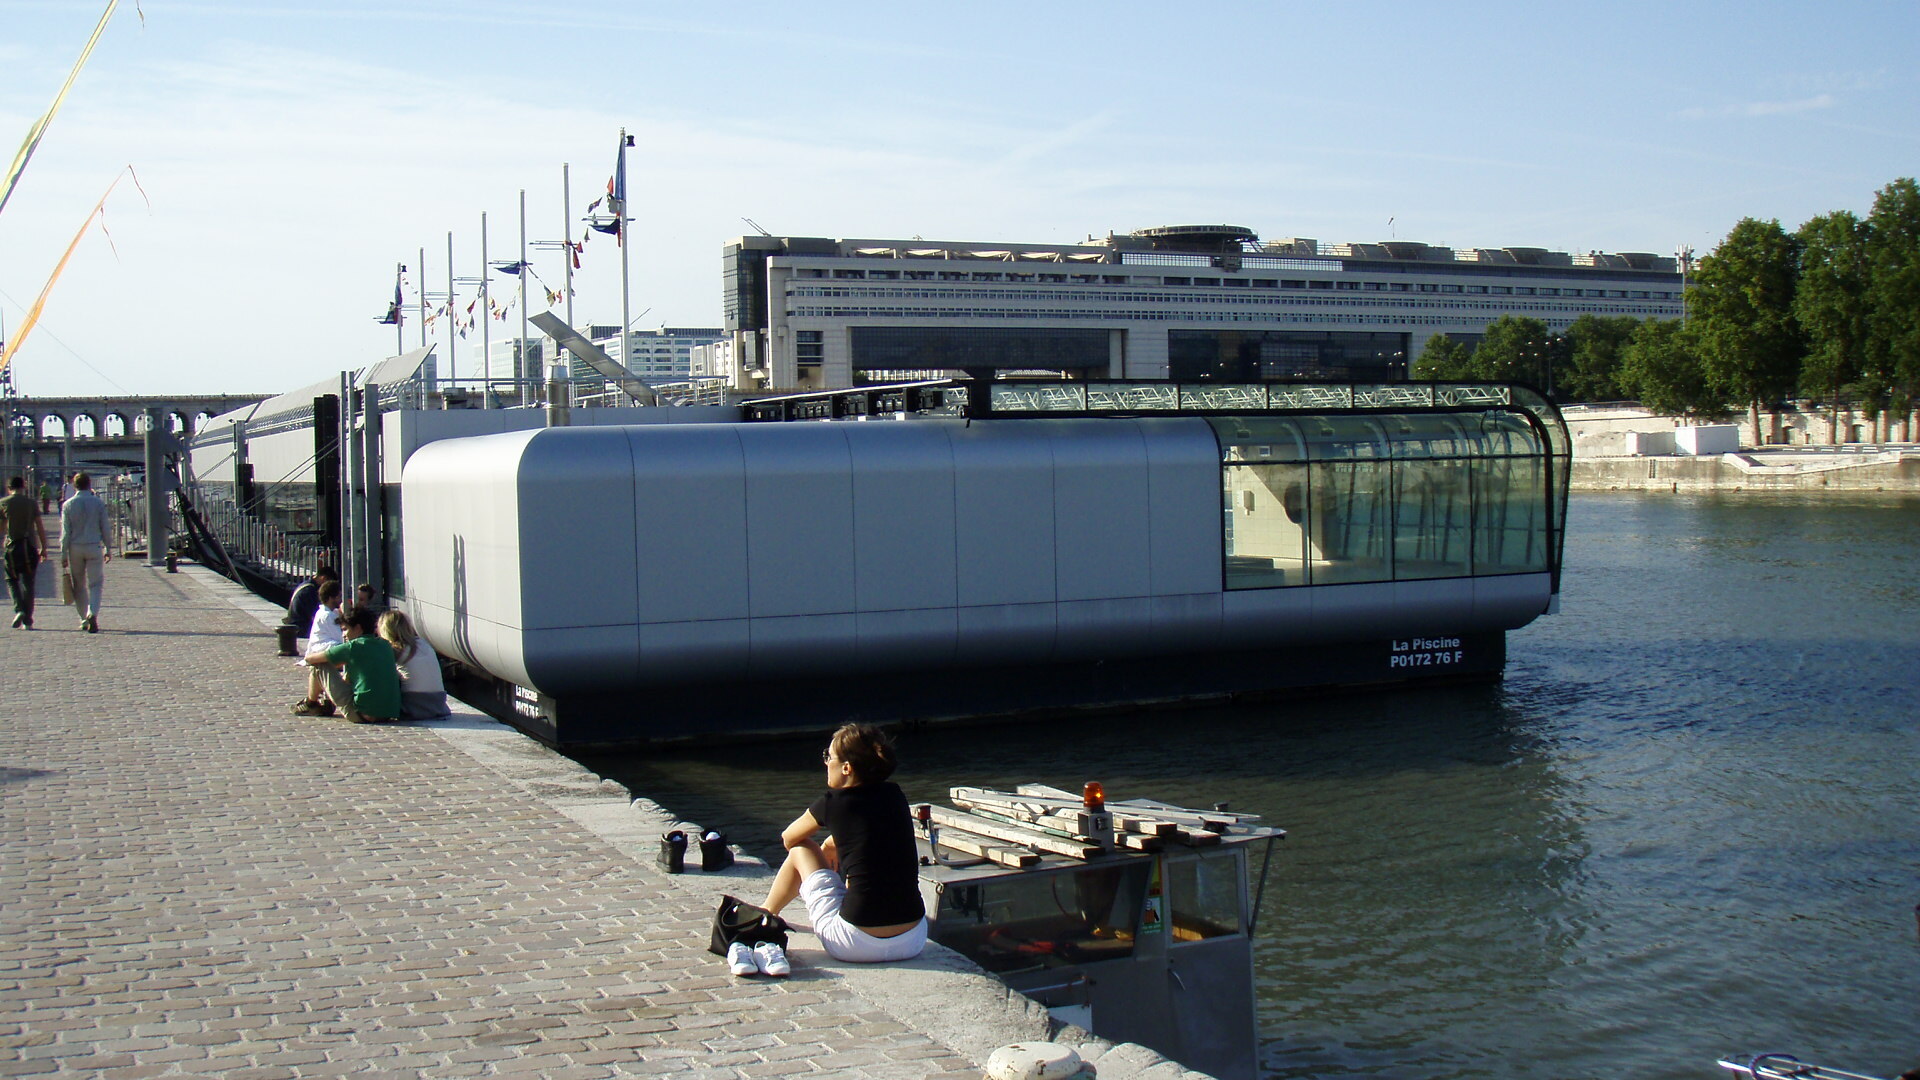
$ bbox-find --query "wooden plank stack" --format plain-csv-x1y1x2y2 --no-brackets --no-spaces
916,783,1263,868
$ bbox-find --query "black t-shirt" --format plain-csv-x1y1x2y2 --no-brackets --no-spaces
808,782,925,928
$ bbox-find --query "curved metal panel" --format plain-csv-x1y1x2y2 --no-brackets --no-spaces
739,424,855,618
752,613,860,679
1142,418,1227,596
627,424,748,623
856,608,959,671
1054,598,1154,661
955,602,1056,666
844,422,958,613
951,423,1057,607
1147,592,1224,652
1052,421,1151,603
400,429,537,686
1471,573,1553,627
638,619,749,684
517,427,637,630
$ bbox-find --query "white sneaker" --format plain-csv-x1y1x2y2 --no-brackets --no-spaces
752,941,790,977
727,941,757,977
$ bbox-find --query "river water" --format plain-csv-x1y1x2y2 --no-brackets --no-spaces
580,493,1920,1080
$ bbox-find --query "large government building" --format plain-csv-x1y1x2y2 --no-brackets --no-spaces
720,225,1683,393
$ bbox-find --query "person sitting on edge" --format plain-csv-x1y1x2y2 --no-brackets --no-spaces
377,609,451,721
355,583,385,614
303,606,400,725
283,565,337,642
292,581,344,716
760,723,927,965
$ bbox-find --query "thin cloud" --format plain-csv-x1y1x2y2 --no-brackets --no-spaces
1679,94,1837,120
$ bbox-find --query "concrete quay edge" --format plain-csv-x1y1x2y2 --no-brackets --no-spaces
182,563,1214,1080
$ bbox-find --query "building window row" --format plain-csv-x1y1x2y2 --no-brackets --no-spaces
789,284,1678,306
790,268,1674,300
786,303,1677,325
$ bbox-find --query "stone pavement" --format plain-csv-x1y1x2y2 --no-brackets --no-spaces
0,550,991,1079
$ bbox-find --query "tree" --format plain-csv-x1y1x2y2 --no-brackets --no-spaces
1865,177,1920,441
1617,318,1725,418
1690,218,1804,444
1794,210,1871,443
1559,315,1639,403
1413,333,1474,380
1471,315,1564,390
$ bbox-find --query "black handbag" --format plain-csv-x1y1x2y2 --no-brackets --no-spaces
707,894,790,956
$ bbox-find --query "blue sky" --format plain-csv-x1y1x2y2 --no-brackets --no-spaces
2,0,1916,397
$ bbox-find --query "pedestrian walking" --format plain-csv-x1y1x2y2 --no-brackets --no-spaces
3,476,49,630
37,482,51,514
59,472,111,633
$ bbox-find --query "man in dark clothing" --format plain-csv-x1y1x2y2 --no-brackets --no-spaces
2,476,48,629
283,565,338,640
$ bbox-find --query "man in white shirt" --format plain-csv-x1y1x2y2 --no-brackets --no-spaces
59,472,110,634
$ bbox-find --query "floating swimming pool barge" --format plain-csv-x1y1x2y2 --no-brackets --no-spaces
402,379,1569,746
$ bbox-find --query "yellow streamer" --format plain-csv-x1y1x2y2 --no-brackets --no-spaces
0,0,121,219
0,172,124,376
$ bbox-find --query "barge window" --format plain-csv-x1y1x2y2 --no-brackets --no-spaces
1473,457,1549,574
1307,461,1392,584
1209,408,1554,589
928,863,1152,973
1165,854,1243,942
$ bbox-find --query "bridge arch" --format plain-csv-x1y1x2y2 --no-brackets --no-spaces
102,413,129,437
41,415,67,439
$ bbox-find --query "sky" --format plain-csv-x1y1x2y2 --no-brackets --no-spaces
1,0,1917,399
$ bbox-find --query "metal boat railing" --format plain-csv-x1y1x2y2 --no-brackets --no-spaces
1720,1053,1904,1080
191,495,328,585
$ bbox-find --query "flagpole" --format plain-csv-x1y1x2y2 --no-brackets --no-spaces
618,127,631,382
418,246,427,348
480,211,491,410
394,262,404,356
562,162,574,366
519,189,531,406
446,231,456,395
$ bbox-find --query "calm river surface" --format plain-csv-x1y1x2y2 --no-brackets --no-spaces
580,493,1920,1080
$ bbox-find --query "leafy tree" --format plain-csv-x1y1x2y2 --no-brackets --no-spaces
1865,177,1920,440
1559,315,1639,402
1691,218,1803,443
1413,333,1474,380
1471,315,1564,390
1794,210,1871,443
1617,318,1725,418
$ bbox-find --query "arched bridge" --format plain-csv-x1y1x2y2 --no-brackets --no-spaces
1,393,268,478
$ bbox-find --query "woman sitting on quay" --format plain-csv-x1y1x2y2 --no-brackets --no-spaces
378,610,452,722
757,723,927,971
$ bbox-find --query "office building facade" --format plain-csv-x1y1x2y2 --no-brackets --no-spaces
721,226,1683,393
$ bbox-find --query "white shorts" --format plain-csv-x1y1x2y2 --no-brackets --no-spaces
799,868,927,963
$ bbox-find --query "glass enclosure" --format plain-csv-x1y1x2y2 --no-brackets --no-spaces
1212,409,1554,590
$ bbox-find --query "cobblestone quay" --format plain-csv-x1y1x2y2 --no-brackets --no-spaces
0,548,986,1079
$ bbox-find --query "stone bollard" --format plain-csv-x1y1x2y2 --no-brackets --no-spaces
985,1043,1091,1080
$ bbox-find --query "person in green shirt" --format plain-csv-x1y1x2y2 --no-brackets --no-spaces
303,606,400,723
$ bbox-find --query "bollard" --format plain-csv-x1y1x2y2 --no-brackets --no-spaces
165,551,178,573
275,624,299,657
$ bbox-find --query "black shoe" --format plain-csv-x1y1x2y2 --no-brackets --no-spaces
657,830,687,874
84,616,98,634
9,614,21,629
700,830,733,872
